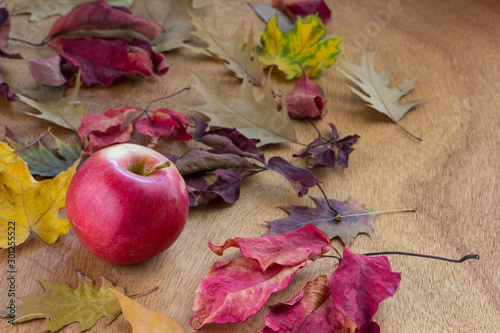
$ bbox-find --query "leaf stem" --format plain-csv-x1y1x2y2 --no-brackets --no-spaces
126,286,159,299
315,184,339,217
363,252,480,263
143,87,191,112
30,230,80,275
8,37,46,47
17,129,50,152
396,122,422,141
341,208,416,219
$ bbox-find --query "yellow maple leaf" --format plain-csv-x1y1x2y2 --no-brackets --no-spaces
256,15,342,79
0,141,19,163
0,158,78,248
111,290,186,333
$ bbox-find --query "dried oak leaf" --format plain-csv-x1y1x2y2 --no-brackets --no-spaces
6,133,82,177
265,156,321,196
259,275,356,333
281,71,326,119
27,56,66,87
11,0,134,22
191,257,306,329
265,196,376,247
0,7,21,59
256,15,341,79
47,1,163,40
13,273,124,332
273,0,332,25
0,72,16,101
329,248,401,332
338,42,425,122
149,0,212,52
16,74,85,131
0,158,78,248
111,290,186,333
186,73,297,146
188,13,263,86
209,224,333,270
49,37,168,87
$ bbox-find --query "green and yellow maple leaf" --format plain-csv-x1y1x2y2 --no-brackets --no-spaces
256,15,342,79
13,274,124,332
0,158,78,248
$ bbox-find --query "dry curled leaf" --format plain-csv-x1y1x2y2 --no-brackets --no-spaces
13,274,124,332
186,73,297,146
111,290,186,333
338,42,426,122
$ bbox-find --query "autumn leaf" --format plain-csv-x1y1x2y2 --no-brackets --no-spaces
28,56,67,87
329,248,401,332
49,38,168,87
0,141,18,162
6,133,82,177
149,0,212,52
265,156,321,196
0,72,16,101
188,13,263,85
16,73,85,131
111,290,186,333
0,7,21,59
187,73,297,146
259,275,356,333
191,257,306,329
13,274,124,332
265,196,378,247
11,0,134,22
0,158,78,248
47,1,164,40
135,108,192,145
273,0,332,25
256,15,341,79
209,224,333,270
338,42,426,122
281,71,327,119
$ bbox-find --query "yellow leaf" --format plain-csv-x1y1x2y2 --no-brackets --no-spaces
0,158,78,248
0,142,19,163
257,15,342,79
111,290,186,333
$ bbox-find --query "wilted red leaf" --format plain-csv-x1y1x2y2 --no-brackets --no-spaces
48,1,163,40
329,248,401,332
265,156,321,196
27,56,66,87
273,0,332,24
190,257,306,329
0,72,16,101
0,7,21,59
209,224,333,270
49,37,168,87
282,72,326,119
266,196,376,247
135,108,192,146
259,275,356,333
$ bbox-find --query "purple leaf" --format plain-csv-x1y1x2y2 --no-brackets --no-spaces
265,156,321,196
266,196,377,247
175,149,260,176
284,72,326,119
0,7,21,59
28,56,66,86
0,72,16,101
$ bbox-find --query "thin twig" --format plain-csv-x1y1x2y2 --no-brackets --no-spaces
316,184,339,217
363,252,479,263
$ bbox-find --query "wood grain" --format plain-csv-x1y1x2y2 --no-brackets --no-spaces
1,0,498,332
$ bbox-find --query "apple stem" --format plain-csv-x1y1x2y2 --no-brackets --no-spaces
144,161,171,176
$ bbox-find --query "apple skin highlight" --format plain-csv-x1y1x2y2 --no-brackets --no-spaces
65,143,189,265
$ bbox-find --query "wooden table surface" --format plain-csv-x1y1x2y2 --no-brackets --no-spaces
1,0,499,332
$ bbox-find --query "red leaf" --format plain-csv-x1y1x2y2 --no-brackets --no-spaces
191,257,306,329
284,72,326,119
275,0,332,24
28,56,66,87
78,107,139,154
329,248,401,332
259,275,356,333
0,72,16,101
265,156,321,196
49,37,168,87
209,224,333,270
135,108,192,146
266,197,376,247
0,7,21,59
48,1,163,40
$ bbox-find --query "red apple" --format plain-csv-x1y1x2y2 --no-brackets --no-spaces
65,143,189,265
